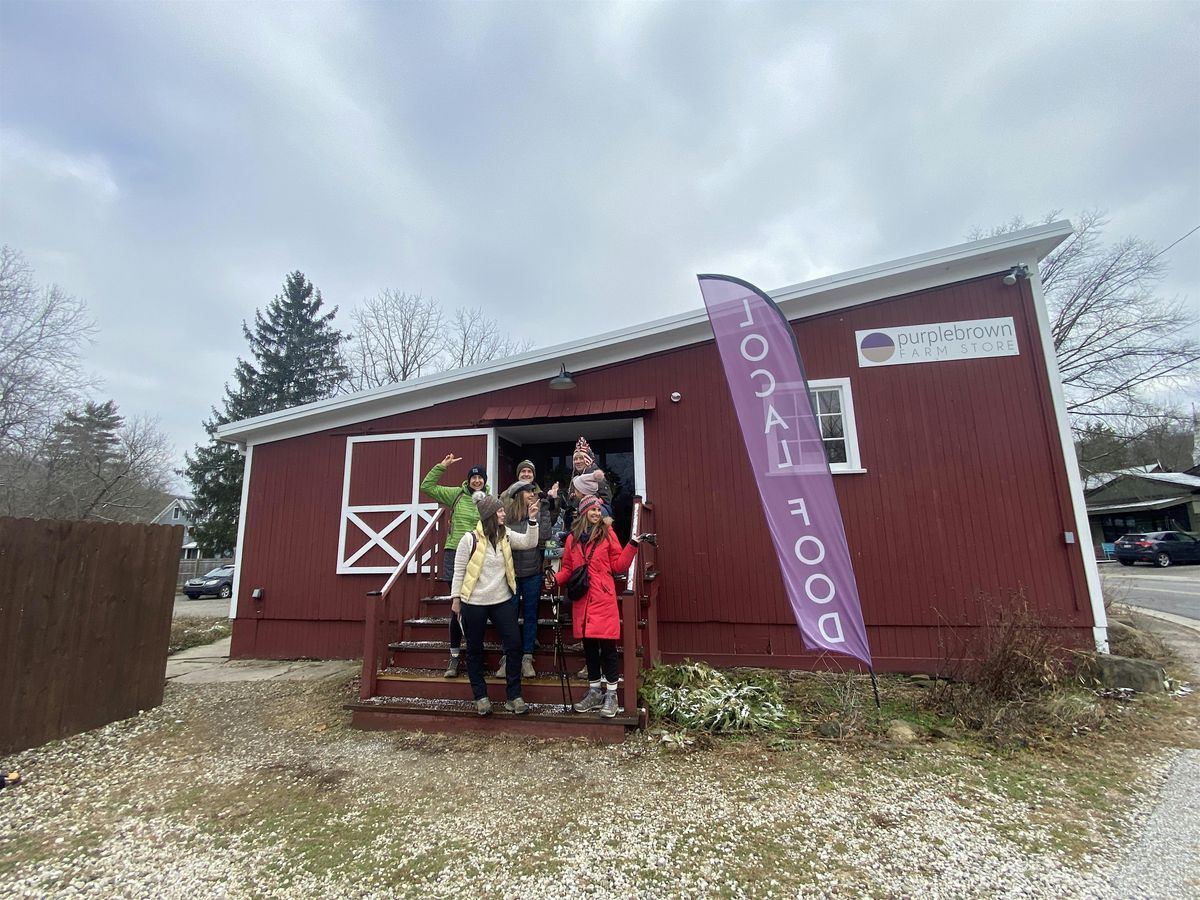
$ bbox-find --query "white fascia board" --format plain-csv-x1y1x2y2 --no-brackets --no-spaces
217,221,1073,447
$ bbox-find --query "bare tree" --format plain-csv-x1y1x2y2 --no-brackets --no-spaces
344,289,445,390
443,306,535,370
0,246,96,455
974,211,1200,429
23,403,174,522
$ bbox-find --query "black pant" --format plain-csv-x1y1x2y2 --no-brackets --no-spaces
442,549,462,649
583,637,619,684
460,599,522,701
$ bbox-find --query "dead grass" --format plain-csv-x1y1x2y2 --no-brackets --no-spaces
168,616,232,655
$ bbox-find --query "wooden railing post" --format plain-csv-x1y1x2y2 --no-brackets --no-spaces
360,593,380,700
621,587,638,714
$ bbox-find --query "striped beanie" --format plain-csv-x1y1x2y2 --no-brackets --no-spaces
573,436,594,466
578,495,604,516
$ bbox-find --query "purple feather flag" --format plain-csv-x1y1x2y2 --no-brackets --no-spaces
698,275,872,668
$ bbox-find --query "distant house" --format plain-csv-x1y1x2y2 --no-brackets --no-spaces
1085,471,1200,546
151,497,198,559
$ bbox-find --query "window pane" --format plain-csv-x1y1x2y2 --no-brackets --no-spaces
815,389,841,414
824,439,847,464
820,415,844,439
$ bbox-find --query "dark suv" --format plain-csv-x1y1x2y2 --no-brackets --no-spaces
183,564,235,599
1113,532,1200,568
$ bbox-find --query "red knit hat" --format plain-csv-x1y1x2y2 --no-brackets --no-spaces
573,436,594,466
578,495,603,516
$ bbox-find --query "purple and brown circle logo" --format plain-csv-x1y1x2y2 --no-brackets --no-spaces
859,331,895,363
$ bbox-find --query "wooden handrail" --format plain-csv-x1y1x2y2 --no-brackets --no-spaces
375,508,445,599
360,507,446,700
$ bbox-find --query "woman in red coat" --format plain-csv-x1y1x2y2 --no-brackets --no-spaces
554,494,641,717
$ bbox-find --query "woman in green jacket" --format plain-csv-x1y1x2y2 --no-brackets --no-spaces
420,453,488,677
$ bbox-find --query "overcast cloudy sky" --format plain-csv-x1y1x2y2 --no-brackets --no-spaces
2,0,1197,484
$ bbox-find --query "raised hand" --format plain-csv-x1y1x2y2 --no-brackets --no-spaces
527,498,540,520
547,482,560,499
441,453,462,467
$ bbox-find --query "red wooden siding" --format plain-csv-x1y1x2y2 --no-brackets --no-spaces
231,273,1095,669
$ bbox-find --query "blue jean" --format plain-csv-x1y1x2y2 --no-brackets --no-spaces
515,573,542,654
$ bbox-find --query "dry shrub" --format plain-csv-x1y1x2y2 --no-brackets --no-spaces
923,595,1103,749
1104,607,1175,665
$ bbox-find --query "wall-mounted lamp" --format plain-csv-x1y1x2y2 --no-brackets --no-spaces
670,392,682,403
549,364,576,390
1002,265,1030,287
251,588,264,601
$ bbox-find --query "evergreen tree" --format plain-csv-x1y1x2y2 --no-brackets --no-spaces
185,272,348,554
43,400,124,518
31,399,171,521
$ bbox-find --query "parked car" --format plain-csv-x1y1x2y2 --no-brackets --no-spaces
183,564,235,599
1113,532,1200,568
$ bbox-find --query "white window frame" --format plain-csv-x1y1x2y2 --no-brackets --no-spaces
337,427,497,575
808,377,865,474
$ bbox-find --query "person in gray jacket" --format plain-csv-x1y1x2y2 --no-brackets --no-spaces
497,479,555,677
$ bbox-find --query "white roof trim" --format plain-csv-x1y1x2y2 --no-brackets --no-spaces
217,221,1073,447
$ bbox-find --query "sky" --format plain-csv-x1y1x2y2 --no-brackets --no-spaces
2,0,1198,488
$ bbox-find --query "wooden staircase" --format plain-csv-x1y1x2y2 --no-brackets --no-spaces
348,499,659,743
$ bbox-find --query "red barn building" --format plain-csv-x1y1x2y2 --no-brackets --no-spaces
216,222,1106,738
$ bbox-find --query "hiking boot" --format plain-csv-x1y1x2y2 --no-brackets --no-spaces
521,654,536,678
494,656,506,678
475,697,493,716
600,691,619,718
505,697,529,715
573,687,604,713
443,655,460,678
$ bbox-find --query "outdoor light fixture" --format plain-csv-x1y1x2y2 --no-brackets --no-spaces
251,588,263,601
549,364,576,390
1002,265,1030,286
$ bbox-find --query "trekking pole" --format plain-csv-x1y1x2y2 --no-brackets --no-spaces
547,581,574,713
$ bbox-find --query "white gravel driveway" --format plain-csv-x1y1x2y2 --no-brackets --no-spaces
2,673,1195,900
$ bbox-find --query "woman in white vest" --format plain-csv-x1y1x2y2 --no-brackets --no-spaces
450,490,540,716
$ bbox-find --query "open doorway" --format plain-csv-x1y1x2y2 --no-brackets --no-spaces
494,417,643,541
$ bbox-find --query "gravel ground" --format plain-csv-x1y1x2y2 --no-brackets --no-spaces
1107,749,1200,899
1,673,1194,900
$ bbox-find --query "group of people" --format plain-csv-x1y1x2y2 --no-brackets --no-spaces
419,437,639,718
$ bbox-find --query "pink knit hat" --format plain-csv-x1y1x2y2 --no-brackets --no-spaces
572,471,603,497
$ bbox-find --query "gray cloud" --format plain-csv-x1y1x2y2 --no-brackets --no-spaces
2,0,1197,482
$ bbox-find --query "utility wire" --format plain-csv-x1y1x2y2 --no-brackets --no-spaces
1149,223,1200,262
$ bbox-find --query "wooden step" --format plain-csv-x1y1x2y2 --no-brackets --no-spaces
404,615,565,645
346,698,637,743
385,640,627,670
376,668,625,705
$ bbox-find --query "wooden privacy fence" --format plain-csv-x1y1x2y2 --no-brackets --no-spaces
0,517,183,754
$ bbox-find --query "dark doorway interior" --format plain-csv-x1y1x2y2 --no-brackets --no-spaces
498,435,636,541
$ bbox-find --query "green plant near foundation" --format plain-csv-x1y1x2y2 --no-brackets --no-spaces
642,661,799,733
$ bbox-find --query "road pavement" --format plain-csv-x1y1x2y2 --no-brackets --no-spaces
172,593,231,619
1099,562,1200,624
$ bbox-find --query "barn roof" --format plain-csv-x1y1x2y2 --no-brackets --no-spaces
217,221,1073,447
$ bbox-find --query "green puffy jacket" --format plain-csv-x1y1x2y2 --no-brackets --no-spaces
420,463,488,551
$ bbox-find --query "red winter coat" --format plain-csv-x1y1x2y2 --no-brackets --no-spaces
555,529,639,640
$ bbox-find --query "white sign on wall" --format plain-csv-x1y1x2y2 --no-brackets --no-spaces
856,316,1019,367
